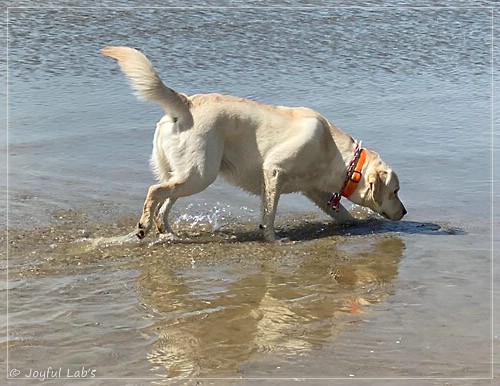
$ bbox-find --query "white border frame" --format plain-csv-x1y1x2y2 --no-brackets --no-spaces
5,4,495,382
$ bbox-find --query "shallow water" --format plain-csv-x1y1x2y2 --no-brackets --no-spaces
3,2,499,384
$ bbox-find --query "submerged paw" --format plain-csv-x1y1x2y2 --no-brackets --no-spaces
136,222,146,239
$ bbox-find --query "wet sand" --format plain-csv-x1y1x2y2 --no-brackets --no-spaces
5,207,493,385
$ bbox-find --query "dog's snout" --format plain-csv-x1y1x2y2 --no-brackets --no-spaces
402,207,407,216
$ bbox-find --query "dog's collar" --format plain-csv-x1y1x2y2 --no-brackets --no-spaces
328,142,366,210
342,147,366,198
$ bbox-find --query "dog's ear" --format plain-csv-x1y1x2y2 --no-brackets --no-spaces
368,171,387,206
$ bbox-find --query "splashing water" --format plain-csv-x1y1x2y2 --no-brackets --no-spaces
174,203,238,232
84,232,141,249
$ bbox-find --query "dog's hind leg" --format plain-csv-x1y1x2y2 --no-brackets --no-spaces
154,197,177,235
136,135,224,240
303,190,356,225
137,180,202,239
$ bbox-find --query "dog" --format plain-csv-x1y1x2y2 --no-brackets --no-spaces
101,46,407,241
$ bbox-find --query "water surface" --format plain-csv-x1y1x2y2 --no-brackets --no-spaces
3,2,497,384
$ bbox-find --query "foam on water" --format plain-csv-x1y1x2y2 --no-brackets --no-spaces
86,232,141,248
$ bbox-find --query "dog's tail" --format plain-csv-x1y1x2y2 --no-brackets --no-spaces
101,46,192,127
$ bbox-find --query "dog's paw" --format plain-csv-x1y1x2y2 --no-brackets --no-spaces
337,219,357,228
135,222,147,240
260,224,278,242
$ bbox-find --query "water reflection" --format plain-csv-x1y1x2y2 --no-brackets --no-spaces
138,235,405,378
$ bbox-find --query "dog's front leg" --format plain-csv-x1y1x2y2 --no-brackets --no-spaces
260,168,282,241
303,190,356,226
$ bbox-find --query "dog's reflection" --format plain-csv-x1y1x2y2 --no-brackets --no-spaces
137,235,405,378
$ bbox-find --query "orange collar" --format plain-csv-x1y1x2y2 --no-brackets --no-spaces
341,148,367,198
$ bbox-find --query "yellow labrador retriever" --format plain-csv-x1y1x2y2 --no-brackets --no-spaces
102,46,407,241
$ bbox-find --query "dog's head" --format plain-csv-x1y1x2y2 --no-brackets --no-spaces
349,151,407,221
